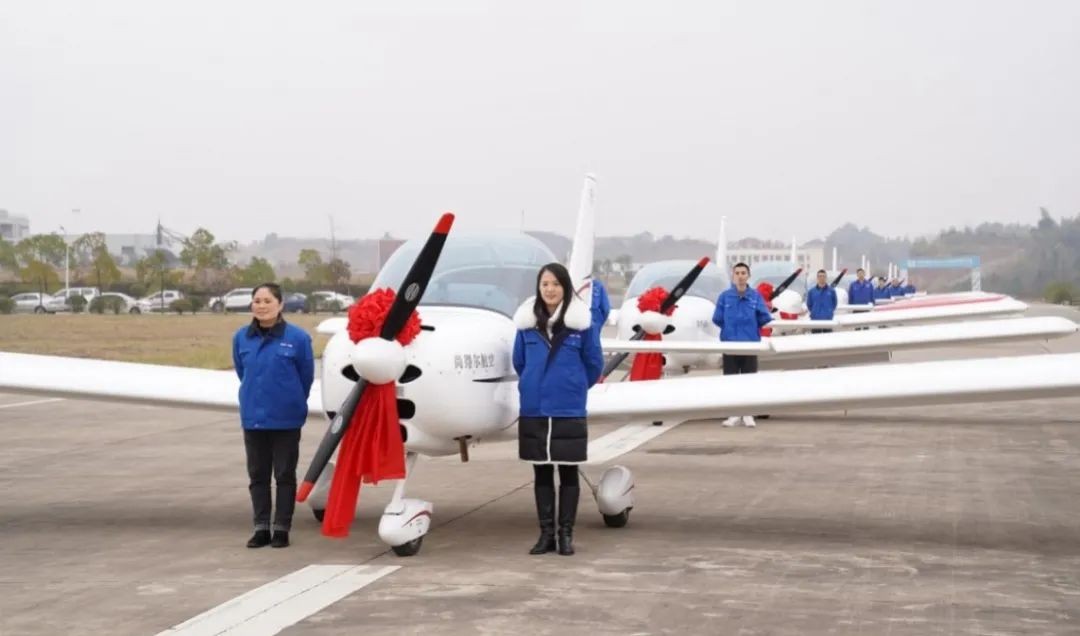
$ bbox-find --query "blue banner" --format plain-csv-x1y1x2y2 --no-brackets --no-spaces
904,256,980,269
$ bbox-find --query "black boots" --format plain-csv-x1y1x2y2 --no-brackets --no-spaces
246,529,271,548
529,485,557,555
557,485,579,556
529,482,579,556
247,529,289,548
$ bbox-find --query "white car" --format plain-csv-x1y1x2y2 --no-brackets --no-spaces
45,287,101,313
208,288,254,313
309,290,354,312
10,292,51,314
138,290,185,313
96,292,142,314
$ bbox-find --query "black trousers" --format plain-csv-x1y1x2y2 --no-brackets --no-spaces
534,464,580,488
244,428,301,532
722,354,758,376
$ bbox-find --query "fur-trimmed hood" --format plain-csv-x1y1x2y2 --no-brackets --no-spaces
513,295,593,332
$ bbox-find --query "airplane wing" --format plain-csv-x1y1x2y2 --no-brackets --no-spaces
600,340,770,355
767,319,839,331
834,296,1027,328
600,316,1076,359
835,303,874,313
317,317,348,335
586,352,1080,423
0,352,325,415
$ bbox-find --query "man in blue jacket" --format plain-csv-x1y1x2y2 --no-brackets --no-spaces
807,269,838,332
590,278,611,342
889,278,906,297
873,277,891,301
848,268,875,307
712,262,772,427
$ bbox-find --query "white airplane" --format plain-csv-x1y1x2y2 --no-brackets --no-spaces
2,176,1080,559
607,219,1036,376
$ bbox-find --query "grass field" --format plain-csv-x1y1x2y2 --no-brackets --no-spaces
0,313,334,369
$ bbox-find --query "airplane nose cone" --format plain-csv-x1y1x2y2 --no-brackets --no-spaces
350,337,407,385
774,289,803,314
639,310,669,335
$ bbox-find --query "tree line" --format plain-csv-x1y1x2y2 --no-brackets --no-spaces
0,227,358,306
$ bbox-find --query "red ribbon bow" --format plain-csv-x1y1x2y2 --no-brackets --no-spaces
629,286,672,381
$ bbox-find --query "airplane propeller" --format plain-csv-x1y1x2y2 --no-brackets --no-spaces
770,267,803,301
599,257,710,381
297,213,455,502
831,268,847,288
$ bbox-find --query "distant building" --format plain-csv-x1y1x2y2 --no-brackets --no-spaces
103,234,172,266
725,245,826,273
0,209,30,242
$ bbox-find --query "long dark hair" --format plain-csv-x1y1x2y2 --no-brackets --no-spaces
532,263,578,335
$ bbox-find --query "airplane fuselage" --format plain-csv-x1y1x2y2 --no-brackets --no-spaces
615,294,721,373
320,306,521,457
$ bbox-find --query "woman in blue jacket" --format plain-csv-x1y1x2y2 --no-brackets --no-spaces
513,263,603,556
232,283,314,549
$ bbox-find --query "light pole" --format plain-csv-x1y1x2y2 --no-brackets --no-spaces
58,225,70,292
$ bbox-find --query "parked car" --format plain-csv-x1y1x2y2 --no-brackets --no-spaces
208,288,254,313
11,292,51,314
138,290,185,313
44,287,101,313
309,290,354,313
95,292,142,314
283,292,307,313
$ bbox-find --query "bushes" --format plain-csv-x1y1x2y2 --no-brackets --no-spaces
89,296,127,314
67,295,88,313
169,298,194,315
0,295,13,314
1044,281,1077,304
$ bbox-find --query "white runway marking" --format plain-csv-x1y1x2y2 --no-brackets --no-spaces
587,419,685,465
0,398,65,410
155,564,399,636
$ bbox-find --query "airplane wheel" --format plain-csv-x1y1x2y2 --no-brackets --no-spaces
602,509,630,528
312,509,325,522
391,536,424,557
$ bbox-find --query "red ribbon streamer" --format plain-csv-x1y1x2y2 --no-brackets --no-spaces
321,382,406,537
628,332,664,381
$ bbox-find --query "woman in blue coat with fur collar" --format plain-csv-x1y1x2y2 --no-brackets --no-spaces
513,263,603,556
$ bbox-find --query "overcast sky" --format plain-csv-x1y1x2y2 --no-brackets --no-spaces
3,1,1079,245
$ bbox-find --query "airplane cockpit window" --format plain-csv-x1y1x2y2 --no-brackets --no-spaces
371,234,558,316
625,261,730,301
751,263,808,296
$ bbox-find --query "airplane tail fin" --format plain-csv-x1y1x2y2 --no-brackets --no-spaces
716,216,728,274
568,173,597,298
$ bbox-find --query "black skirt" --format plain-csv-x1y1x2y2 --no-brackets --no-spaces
518,416,588,464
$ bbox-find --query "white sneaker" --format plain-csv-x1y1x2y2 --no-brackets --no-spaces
742,415,756,428
722,416,740,427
